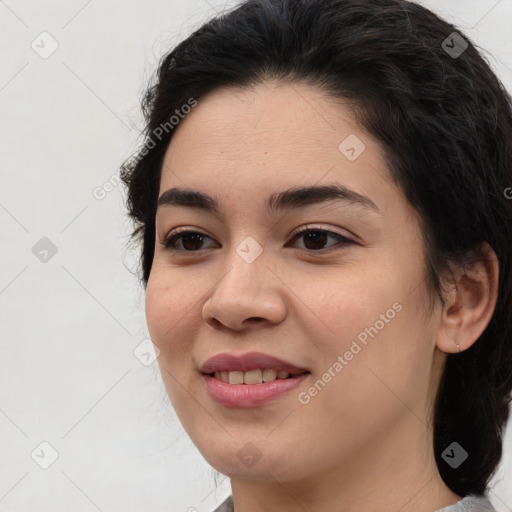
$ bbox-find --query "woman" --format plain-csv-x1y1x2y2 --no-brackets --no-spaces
121,0,512,510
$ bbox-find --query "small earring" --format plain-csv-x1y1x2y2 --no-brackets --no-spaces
456,343,461,353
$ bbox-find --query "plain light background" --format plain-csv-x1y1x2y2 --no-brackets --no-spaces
1,1,511,511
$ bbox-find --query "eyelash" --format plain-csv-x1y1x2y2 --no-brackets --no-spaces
162,226,355,254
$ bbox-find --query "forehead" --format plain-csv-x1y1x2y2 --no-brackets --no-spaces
159,80,405,220
165,81,359,160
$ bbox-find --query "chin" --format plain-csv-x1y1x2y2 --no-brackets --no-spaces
198,439,305,483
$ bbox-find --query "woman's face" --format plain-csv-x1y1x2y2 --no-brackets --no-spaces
145,80,446,483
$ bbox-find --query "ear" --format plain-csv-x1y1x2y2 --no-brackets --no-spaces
436,243,499,354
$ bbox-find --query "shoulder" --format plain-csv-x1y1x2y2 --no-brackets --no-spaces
212,495,234,512
437,495,497,512
211,494,497,512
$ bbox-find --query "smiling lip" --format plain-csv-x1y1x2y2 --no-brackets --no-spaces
199,352,310,408
203,373,309,408
199,351,308,374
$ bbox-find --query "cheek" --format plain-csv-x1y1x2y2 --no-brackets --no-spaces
145,272,206,413
320,289,435,422
308,266,430,392
312,270,393,343
145,276,170,343
145,270,201,362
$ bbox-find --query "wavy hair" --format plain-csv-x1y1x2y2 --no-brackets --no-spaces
121,0,512,496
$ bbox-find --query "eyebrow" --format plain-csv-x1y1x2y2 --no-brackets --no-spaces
157,183,380,215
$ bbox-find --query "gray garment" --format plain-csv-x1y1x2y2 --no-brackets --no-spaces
213,495,233,512
438,495,496,511
213,494,496,512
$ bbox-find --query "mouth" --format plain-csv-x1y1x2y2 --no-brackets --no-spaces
199,351,310,407
206,368,310,385
202,371,310,408
199,351,310,380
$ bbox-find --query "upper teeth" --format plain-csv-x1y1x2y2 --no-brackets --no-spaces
213,369,291,384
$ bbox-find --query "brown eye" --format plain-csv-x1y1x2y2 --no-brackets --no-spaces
180,233,205,251
302,230,328,250
163,230,218,251
290,228,353,252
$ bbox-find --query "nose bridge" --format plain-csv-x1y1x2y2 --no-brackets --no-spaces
203,239,287,328
215,240,270,299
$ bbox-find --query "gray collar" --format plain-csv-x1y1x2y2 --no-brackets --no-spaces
213,494,496,512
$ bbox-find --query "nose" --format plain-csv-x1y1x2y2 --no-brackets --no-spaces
202,252,287,331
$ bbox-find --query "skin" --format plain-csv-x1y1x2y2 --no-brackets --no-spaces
145,80,499,512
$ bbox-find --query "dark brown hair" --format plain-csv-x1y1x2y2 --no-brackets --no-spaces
121,0,512,496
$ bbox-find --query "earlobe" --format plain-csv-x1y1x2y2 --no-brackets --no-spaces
435,243,499,354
